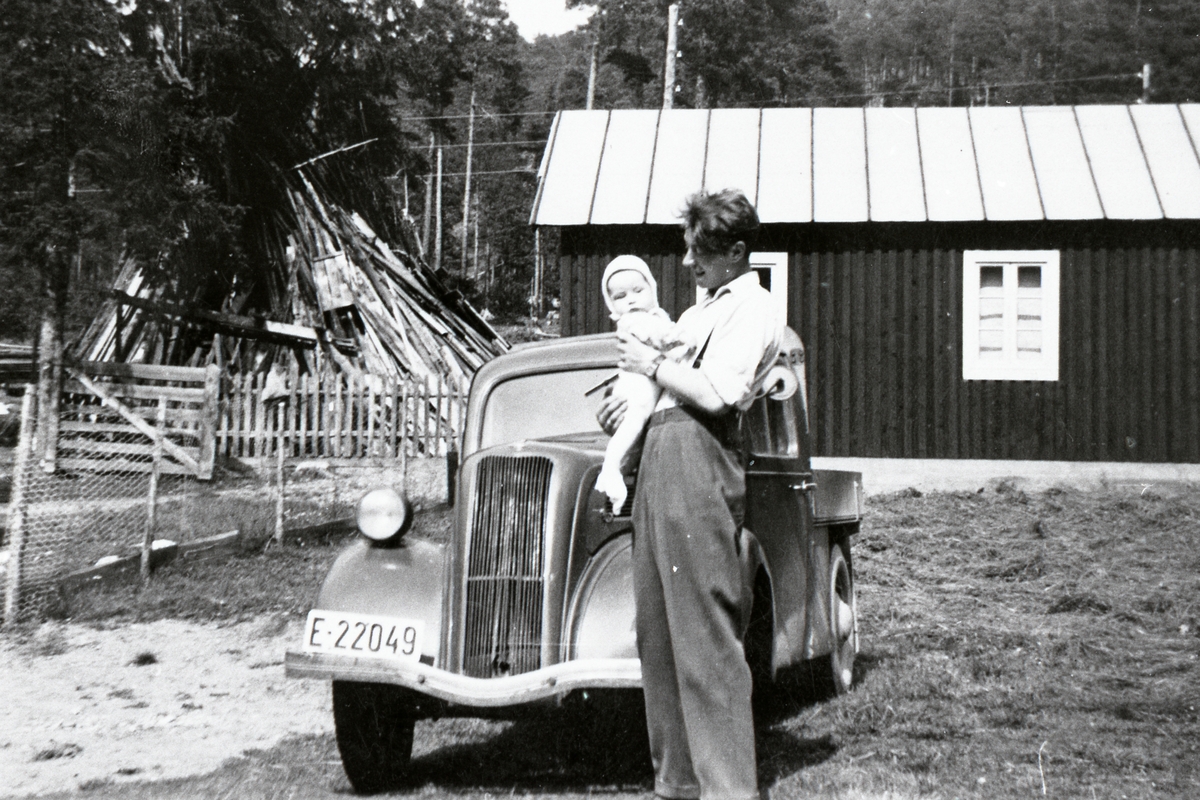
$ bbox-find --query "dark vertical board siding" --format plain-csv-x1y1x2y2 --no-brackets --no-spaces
807,252,822,451
866,250,882,456
1074,250,1092,460
1167,250,1184,461
948,251,963,458
838,251,853,455
820,252,836,456
1153,249,1170,459
900,249,915,457
1185,253,1195,460
560,222,1200,462
1095,250,1111,459
850,252,866,456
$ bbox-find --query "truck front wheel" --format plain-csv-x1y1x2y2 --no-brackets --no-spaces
332,680,416,794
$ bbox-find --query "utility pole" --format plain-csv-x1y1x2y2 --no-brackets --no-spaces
587,36,599,110
461,85,476,273
422,132,434,252
435,145,444,271
662,3,679,109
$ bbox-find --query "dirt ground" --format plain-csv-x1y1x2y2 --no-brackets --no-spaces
0,617,330,798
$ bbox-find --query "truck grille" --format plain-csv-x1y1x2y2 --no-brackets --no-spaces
463,455,552,678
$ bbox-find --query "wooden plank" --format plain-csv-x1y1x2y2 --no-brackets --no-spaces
299,374,309,458
63,368,201,473
390,379,400,459
434,376,445,457
1075,105,1163,220
1130,104,1200,219
758,108,812,224
590,109,660,225
61,438,201,459
198,363,218,479
865,107,926,221
812,108,868,222
62,381,206,403
703,108,761,204
968,106,1044,221
916,108,984,221
367,379,377,457
241,372,253,459
1022,106,1103,220
534,110,610,226
646,109,710,224
78,361,209,383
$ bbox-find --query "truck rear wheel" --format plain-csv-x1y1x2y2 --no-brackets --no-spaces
824,544,858,694
332,681,416,794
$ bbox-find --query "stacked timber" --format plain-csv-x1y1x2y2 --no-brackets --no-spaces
72,181,507,389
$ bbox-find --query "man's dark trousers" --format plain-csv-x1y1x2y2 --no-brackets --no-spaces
632,406,758,800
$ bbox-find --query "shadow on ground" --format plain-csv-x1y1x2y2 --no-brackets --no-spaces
34,689,842,799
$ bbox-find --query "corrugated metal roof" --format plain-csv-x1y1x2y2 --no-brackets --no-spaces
531,104,1200,225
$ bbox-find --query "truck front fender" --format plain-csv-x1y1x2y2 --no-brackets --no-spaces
315,537,446,666
567,534,638,661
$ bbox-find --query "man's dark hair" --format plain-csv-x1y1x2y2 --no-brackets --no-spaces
680,188,760,254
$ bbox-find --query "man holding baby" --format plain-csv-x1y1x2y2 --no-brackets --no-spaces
598,188,784,800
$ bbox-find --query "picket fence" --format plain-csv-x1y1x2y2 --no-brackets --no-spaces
217,372,467,460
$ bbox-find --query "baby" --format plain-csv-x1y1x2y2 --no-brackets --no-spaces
594,256,694,510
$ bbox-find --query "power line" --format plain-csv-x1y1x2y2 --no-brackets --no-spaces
808,72,1142,105
398,109,561,123
404,139,547,151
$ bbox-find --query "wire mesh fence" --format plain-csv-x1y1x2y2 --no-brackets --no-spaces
2,382,452,625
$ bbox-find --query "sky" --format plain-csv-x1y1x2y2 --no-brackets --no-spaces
503,0,594,41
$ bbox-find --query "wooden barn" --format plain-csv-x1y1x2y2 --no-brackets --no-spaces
531,105,1200,471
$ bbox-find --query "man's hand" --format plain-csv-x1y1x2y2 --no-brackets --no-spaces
597,391,627,435
618,329,664,377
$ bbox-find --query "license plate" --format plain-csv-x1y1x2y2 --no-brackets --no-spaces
302,610,424,662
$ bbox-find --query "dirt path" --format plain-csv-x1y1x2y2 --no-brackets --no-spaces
0,617,331,798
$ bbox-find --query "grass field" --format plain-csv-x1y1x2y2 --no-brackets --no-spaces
54,484,1200,799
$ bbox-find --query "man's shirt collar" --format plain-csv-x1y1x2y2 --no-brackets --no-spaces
699,269,762,306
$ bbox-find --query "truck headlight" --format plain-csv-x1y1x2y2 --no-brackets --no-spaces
356,488,413,545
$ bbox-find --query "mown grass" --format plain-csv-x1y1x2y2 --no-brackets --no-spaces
35,484,1200,799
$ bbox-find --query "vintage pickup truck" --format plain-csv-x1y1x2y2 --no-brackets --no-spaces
286,328,863,794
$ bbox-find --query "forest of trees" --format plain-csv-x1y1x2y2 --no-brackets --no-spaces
3,0,1199,350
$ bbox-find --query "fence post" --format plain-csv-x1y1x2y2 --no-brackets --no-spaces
3,386,36,626
274,403,285,546
140,398,166,583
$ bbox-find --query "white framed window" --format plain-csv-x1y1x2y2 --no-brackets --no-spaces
749,252,789,320
962,250,1060,382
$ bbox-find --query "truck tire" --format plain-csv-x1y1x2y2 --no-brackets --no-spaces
332,681,416,794
823,544,858,695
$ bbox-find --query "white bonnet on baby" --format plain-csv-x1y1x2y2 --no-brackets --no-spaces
602,255,658,320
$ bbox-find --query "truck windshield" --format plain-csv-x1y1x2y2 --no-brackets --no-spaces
479,367,615,449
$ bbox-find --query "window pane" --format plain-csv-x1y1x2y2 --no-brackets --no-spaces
980,265,1003,288
1017,329,1042,356
1018,265,1041,288
979,329,1004,356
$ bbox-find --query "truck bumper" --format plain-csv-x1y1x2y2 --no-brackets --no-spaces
285,651,642,708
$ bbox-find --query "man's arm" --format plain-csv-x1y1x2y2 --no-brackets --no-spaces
618,332,727,415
